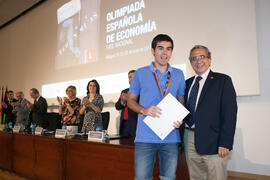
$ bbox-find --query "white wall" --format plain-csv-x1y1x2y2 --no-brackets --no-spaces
227,0,270,176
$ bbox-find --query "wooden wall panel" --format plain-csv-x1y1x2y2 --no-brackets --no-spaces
0,133,189,180
0,131,12,170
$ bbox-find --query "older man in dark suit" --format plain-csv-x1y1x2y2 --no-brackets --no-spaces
27,88,48,129
115,70,138,137
183,45,238,180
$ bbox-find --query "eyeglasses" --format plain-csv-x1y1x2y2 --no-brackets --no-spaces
190,55,208,61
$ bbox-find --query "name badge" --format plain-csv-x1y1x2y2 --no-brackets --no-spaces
35,127,43,135
88,131,104,141
55,129,67,138
13,125,22,133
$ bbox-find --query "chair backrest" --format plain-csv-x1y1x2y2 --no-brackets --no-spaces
101,111,110,130
47,112,62,131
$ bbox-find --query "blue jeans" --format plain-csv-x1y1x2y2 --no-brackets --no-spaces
134,142,179,180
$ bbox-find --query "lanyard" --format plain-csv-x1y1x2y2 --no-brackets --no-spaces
153,63,171,98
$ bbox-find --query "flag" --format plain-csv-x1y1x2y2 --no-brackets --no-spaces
4,86,8,104
1,86,8,124
2,114,6,125
0,86,3,124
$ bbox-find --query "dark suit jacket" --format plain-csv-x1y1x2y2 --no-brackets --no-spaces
31,96,48,129
184,70,237,155
115,88,138,137
2,99,18,124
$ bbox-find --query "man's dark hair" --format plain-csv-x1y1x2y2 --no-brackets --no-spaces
30,88,39,94
86,79,100,95
151,34,174,50
7,90,14,94
128,70,136,74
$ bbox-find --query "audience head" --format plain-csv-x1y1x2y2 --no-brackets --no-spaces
29,88,40,99
66,85,76,98
7,90,14,100
16,91,24,101
87,79,100,95
128,70,136,85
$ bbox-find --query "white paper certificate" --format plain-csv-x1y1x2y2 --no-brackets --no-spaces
143,93,189,140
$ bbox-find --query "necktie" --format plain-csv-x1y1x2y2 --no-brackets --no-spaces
34,99,37,104
186,76,202,127
124,106,128,120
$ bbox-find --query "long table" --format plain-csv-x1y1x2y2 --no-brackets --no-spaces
0,131,189,180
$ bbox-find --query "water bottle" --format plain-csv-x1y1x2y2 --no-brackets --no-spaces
18,122,24,131
96,126,102,132
62,124,67,130
8,121,13,129
102,130,108,141
32,123,36,135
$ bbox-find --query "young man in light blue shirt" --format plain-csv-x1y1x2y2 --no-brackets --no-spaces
128,34,185,180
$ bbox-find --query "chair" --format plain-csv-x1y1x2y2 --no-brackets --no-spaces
101,112,110,130
47,112,62,131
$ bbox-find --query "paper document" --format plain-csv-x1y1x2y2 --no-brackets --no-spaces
143,93,189,140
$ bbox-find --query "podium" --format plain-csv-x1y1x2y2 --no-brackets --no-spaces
0,131,189,180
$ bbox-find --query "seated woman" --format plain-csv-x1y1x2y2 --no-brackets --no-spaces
79,79,104,133
57,86,81,125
